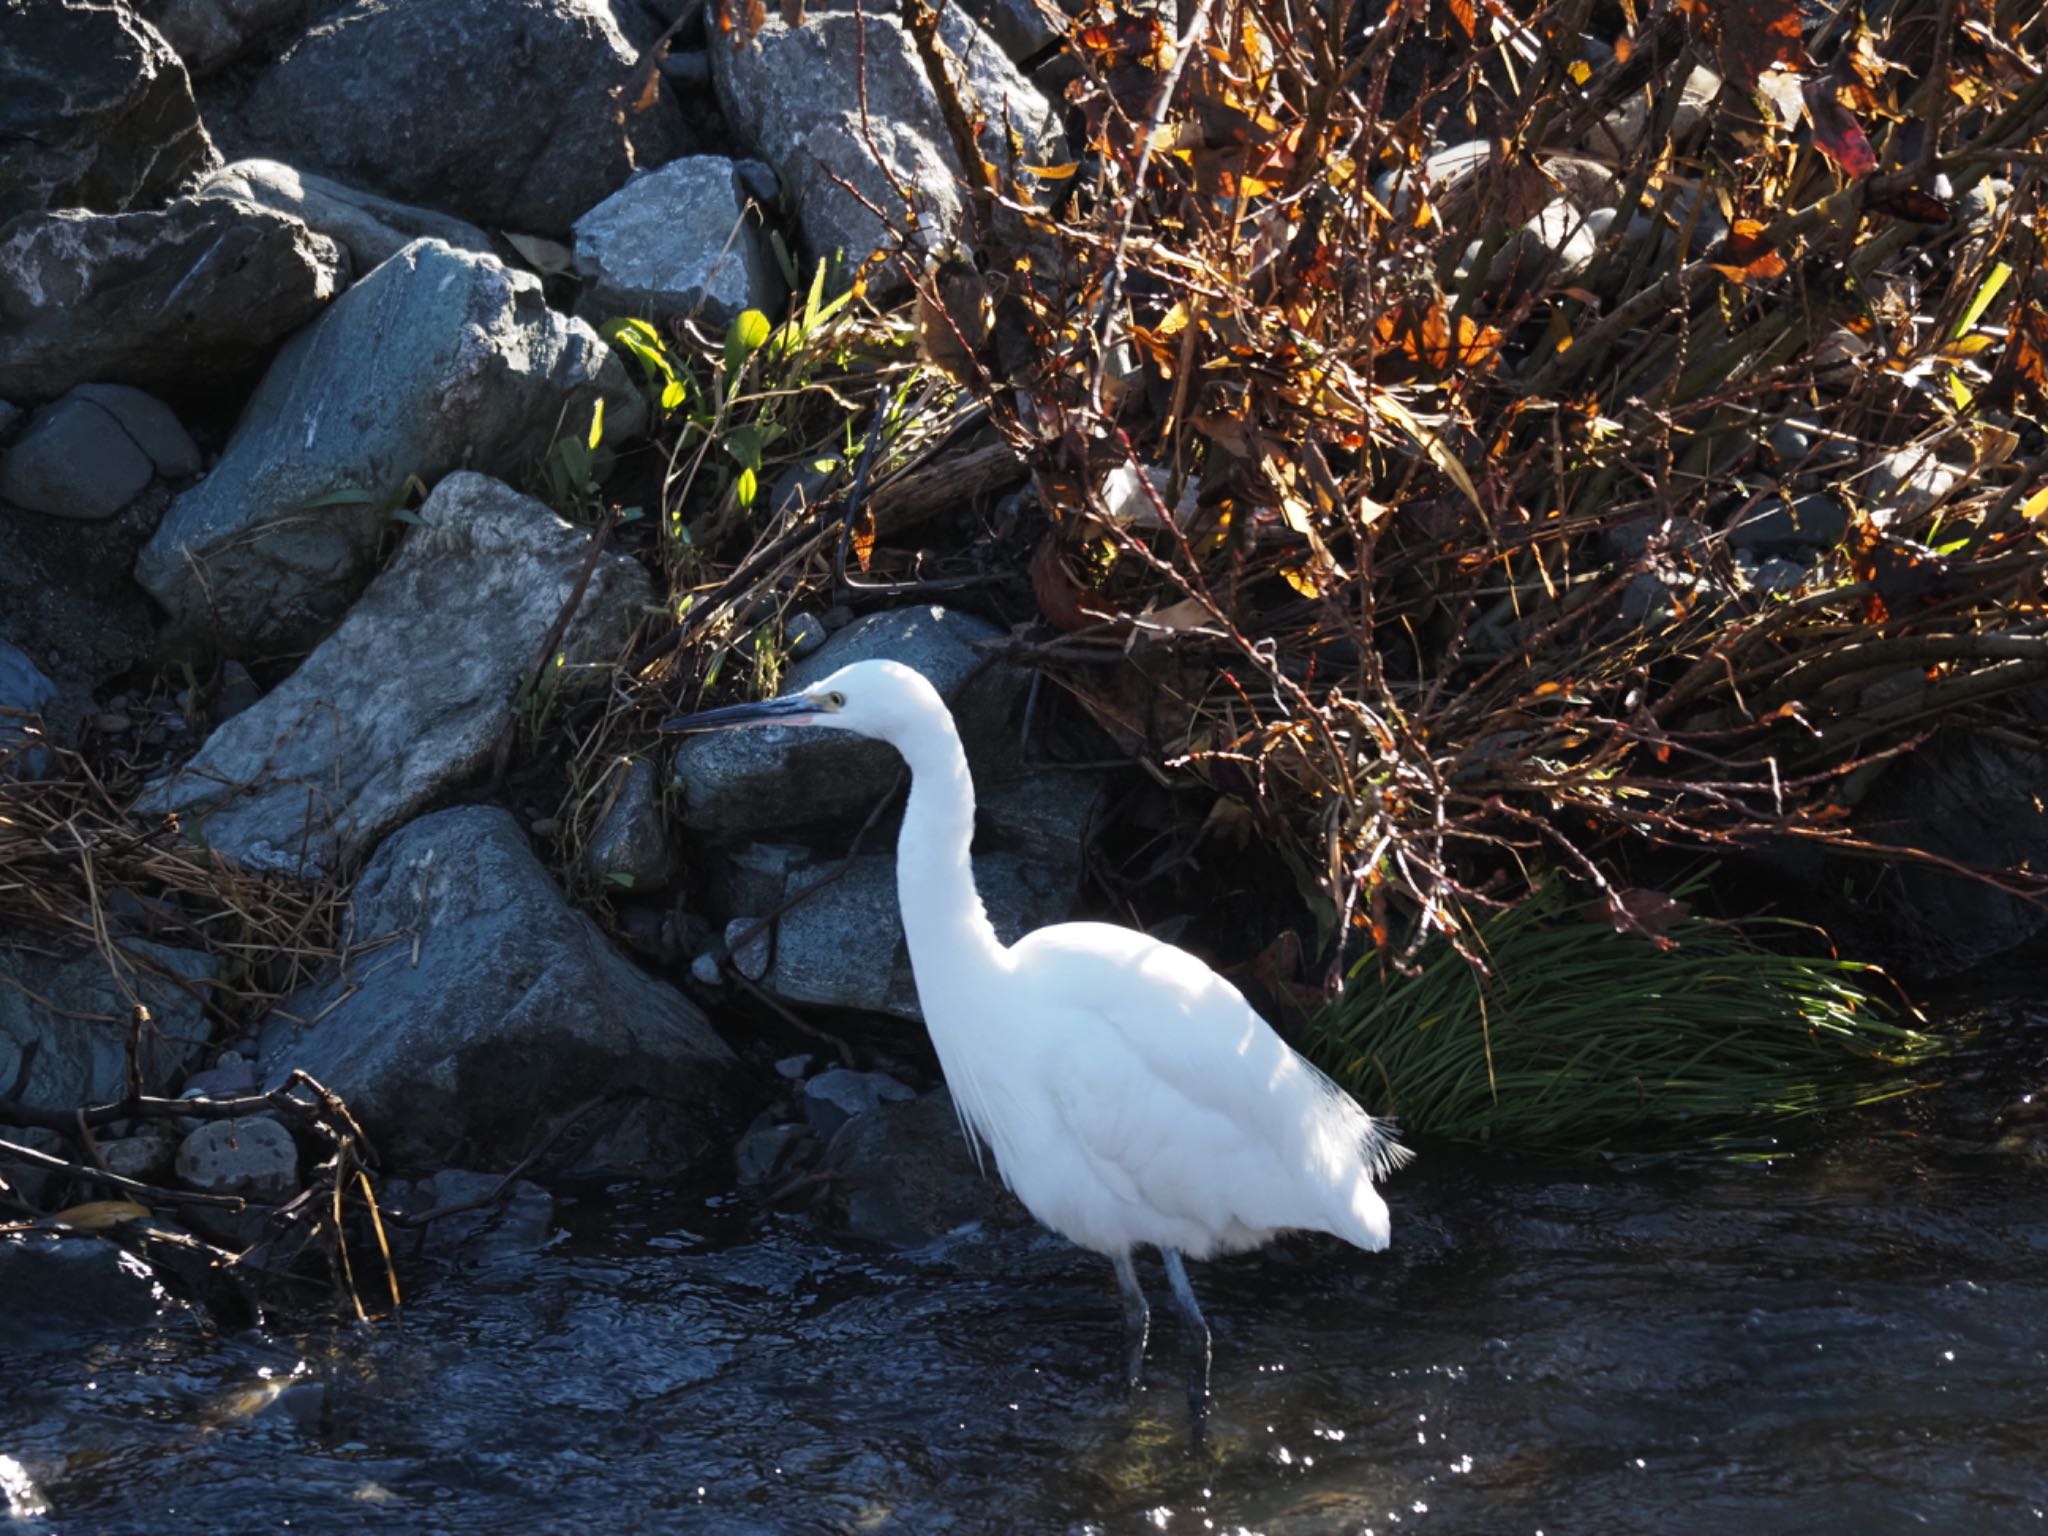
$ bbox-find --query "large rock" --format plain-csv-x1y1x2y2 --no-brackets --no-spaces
741,847,1070,1018
0,941,217,1107
0,940,219,1203
572,157,785,328
174,1116,299,1200
672,606,1014,833
0,197,347,401
0,1232,166,1354
136,472,652,879
1847,715,2048,977
0,0,219,223
0,384,198,520
135,240,640,655
259,804,733,1175
191,158,494,271
138,0,311,78
221,0,692,235
816,1088,1013,1246
710,4,1059,285
673,604,1100,855
582,755,674,893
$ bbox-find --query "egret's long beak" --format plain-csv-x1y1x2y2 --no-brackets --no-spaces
659,694,820,733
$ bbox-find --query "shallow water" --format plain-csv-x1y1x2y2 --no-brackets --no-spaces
6,1029,2047,1535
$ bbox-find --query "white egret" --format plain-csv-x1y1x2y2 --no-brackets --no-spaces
668,658,1408,1444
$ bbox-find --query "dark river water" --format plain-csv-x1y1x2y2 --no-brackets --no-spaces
5,1010,2046,1536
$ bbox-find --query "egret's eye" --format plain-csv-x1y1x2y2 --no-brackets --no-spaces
821,691,847,710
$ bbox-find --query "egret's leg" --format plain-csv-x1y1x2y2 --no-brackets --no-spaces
1111,1252,1150,1391
1160,1248,1211,1447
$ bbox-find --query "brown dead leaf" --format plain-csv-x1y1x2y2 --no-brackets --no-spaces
1584,887,1692,941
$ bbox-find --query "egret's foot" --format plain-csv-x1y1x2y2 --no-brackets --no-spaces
1111,1252,1151,1393
1161,1248,1212,1452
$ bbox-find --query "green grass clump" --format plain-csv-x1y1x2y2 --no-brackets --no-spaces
1309,882,1944,1157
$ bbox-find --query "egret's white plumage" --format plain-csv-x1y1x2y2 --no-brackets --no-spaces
671,657,1407,1441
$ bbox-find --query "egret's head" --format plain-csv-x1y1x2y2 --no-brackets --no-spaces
661,658,940,745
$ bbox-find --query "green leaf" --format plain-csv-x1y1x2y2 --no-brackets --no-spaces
587,397,605,452
724,309,772,378
603,316,665,350
660,377,686,412
804,255,829,332
1953,261,2011,340
770,228,800,292
736,465,758,508
721,421,784,474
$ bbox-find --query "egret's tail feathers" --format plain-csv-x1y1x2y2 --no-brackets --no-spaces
1360,1113,1415,1182
1305,1061,1414,1182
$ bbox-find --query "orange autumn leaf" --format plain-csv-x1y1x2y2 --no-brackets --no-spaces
1709,219,1788,284
848,506,877,573
1371,301,1503,372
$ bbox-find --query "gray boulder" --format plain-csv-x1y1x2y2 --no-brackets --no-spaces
958,0,1064,62
135,239,640,655
174,1116,299,1201
1848,711,2048,977
674,603,1101,857
138,0,312,79
191,158,494,270
756,847,1070,1018
221,0,691,235
710,5,1059,287
259,804,733,1175
0,940,219,1202
99,1121,180,1183
0,942,216,1110
0,197,347,401
0,1232,166,1354
802,1067,915,1137
1864,447,1960,523
672,606,1013,833
376,1168,557,1263
72,384,203,478
817,1087,1012,1246
582,755,674,893
0,0,218,223
572,157,786,328
0,385,199,520
734,1116,813,1188
136,472,653,879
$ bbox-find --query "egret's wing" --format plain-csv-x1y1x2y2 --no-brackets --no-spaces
1015,923,1407,1242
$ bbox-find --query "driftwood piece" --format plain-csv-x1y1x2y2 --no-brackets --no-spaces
871,440,1025,535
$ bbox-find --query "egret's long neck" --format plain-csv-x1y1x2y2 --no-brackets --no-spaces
893,705,1008,1001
